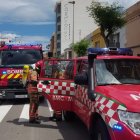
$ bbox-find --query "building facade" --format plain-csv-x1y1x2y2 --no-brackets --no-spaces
55,0,97,57
125,1,140,55
89,27,126,49
50,32,57,57
55,1,61,56
92,28,105,48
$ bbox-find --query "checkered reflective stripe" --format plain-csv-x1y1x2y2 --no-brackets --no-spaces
75,85,127,128
37,80,75,96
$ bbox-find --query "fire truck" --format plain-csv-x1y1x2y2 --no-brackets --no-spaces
0,44,43,99
38,48,140,140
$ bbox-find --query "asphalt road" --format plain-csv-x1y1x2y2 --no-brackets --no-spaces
0,99,90,140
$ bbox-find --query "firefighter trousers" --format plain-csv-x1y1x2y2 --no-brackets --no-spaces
29,92,39,121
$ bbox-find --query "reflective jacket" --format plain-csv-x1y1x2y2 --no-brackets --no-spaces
27,69,39,94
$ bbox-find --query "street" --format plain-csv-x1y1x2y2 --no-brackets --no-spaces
0,99,90,140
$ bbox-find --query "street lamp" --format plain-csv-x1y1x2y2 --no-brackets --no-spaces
68,1,75,44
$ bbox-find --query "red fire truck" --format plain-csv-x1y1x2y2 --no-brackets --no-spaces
38,48,140,140
0,44,43,99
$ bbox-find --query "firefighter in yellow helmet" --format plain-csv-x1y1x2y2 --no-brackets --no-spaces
23,64,40,124
22,65,30,87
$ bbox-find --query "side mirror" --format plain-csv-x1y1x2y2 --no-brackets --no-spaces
88,53,97,101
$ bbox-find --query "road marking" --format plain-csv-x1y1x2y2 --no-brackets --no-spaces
45,99,54,117
0,105,12,122
18,104,29,122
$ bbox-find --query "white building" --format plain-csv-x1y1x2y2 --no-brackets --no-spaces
55,0,97,57
110,27,126,48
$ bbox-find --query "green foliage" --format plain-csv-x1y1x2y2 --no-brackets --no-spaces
87,1,126,46
71,39,90,57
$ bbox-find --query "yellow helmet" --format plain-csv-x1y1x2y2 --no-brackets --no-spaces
23,65,30,73
22,65,30,86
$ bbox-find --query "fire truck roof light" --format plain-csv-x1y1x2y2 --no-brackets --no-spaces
88,48,133,56
8,45,12,50
6,43,42,46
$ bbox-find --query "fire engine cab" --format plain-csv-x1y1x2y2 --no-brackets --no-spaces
38,48,140,140
0,44,43,99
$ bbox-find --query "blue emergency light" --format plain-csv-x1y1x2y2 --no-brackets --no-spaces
2,71,7,74
8,45,12,50
88,47,133,56
113,124,123,131
6,43,42,46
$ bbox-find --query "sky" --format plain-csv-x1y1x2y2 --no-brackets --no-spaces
0,0,139,48
0,0,57,48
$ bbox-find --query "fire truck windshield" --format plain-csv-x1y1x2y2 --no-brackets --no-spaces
96,59,140,85
0,50,42,65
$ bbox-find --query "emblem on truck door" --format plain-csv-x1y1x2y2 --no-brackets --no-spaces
7,70,23,74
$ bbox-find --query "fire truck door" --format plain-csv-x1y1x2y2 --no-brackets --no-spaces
38,59,75,111
73,59,90,124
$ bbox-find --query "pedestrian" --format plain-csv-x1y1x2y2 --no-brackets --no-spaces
23,64,41,124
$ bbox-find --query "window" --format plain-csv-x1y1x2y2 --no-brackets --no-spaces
1,50,42,65
57,25,61,31
95,41,100,48
57,4,61,13
57,34,61,40
95,59,140,85
64,61,74,80
57,42,60,49
57,17,61,23
77,60,88,74
44,60,72,79
69,51,72,59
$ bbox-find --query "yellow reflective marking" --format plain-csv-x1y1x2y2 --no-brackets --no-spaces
7,74,14,79
1,74,7,79
14,74,21,78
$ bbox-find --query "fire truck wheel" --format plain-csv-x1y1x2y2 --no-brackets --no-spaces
63,111,75,121
89,118,111,140
0,99,2,105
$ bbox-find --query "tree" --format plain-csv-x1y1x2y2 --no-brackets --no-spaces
87,1,126,47
71,39,90,57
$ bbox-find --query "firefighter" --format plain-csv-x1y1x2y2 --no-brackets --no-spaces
23,64,40,124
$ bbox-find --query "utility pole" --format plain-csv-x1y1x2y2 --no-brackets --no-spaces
68,1,75,44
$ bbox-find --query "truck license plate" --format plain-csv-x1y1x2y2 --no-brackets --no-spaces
15,95,28,98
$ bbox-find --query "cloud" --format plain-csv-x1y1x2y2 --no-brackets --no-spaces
1,33,20,39
118,0,140,8
20,35,50,50
0,0,138,25
15,21,55,25
114,0,140,9
20,35,49,43
0,0,57,25
3,33,49,48
99,0,140,8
